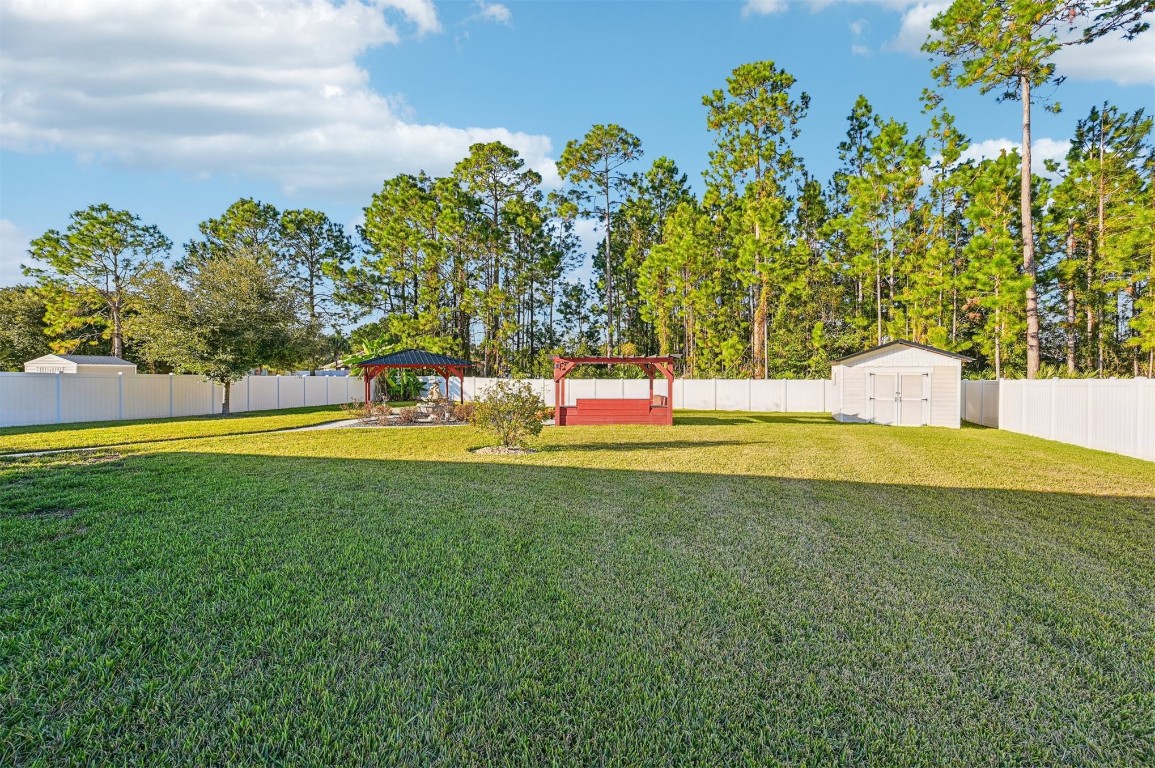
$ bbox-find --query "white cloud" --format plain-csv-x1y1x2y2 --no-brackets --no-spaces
742,0,787,17
1054,17,1155,85
474,1,512,25
961,137,1071,176
0,219,32,287
885,2,949,53
849,17,870,55
0,0,557,197
378,0,441,35
809,0,927,12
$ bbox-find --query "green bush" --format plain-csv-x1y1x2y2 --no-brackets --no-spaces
471,379,545,448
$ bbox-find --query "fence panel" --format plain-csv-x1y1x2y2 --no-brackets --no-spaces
593,379,625,399
60,375,121,424
961,380,1000,428
123,374,174,420
304,376,329,407
679,380,715,410
0,372,59,426
1086,380,1138,455
786,380,827,412
750,380,785,411
1051,381,1088,446
969,378,1152,462
715,380,749,411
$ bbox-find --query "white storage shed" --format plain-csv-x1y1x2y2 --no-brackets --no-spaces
24,354,138,375
831,341,971,428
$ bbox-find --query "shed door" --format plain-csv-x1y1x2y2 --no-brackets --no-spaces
897,373,929,426
869,373,898,425
869,371,929,426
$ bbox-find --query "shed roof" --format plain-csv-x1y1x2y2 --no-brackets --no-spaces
831,340,972,366
26,354,136,366
58,355,136,365
359,349,472,367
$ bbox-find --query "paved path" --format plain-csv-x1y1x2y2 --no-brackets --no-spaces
280,418,364,431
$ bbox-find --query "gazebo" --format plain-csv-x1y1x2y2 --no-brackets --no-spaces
552,355,676,426
358,350,472,404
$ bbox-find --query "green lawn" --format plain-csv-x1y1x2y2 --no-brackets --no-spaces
0,405,357,454
2,413,1153,765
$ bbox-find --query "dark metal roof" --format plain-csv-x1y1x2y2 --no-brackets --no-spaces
56,355,136,365
359,349,472,367
831,340,973,365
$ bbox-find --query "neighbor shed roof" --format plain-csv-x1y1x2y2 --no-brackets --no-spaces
56,355,136,365
831,340,972,365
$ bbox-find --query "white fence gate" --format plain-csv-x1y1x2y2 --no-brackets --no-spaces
962,378,1154,462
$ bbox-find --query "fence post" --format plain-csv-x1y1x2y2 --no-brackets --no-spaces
276,376,281,410
169,373,175,418
1085,379,1094,449
325,375,330,405
118,372,124,421
783,381,789,413
1049,379,1058,440
55,372,62,424
1139,379,1150,460
302,374,307,407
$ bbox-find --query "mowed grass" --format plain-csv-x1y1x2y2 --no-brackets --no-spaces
2,413,1153,766
0,405,355,454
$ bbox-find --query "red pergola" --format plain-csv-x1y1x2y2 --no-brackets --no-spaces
359,350,471,404
553,355,676,426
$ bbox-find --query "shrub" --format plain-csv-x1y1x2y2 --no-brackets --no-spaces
471,379,546,448
453,402,476,422
370,403,392,425
397,406,418,424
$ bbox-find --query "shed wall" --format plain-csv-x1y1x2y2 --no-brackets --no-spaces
930,366,961,428
834,366,871,423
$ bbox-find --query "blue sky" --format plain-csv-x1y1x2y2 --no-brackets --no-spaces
2,0,1153,287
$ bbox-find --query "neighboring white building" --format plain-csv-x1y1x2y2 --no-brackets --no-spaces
831,341,971,428
23,354,138,375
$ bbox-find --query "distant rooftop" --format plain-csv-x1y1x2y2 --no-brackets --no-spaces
53,355,136,365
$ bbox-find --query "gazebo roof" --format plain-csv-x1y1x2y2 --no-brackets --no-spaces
359,349,472,368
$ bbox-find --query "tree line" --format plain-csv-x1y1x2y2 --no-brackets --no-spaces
3,0,1152,387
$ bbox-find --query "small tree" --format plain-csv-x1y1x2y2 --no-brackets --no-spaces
129,247,300,414
471,379,545,448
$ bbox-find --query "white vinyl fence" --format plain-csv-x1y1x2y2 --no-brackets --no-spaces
0,372,367,428
2,372,834,428
442,377,833,413
962,378,1154,462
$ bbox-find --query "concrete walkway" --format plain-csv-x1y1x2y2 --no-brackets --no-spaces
280,418,364,431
